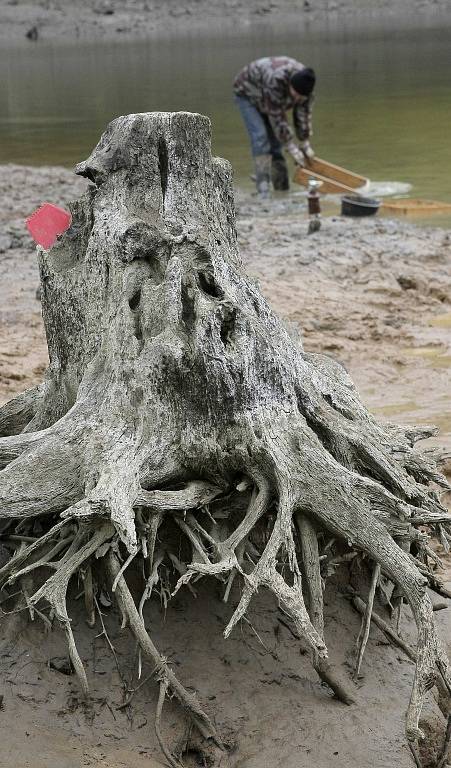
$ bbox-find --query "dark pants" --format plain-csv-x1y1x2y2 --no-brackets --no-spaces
235,95,289,190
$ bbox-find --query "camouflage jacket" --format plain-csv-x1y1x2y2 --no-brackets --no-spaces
233,56,314,146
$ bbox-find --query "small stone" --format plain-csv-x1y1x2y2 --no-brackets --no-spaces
93,3,115,14
25,26,39,41
397,275,417,291
49,656,74,676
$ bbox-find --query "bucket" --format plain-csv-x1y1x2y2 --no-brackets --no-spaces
341,194,380,217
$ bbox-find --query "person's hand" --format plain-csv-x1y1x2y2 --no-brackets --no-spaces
302,141,315,160
290,146,305,166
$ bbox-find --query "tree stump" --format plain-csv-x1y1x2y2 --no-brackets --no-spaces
0,112,450,764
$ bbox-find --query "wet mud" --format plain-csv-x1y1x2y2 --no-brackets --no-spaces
1,164,450,768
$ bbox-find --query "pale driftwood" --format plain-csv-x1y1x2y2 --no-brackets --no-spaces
135,481,222,511
106,550,222,750
354,563,381,678
352,595,416,662
83,564,95,628
0,112,450,760
0,384,44,438
155,679,182,768
437,714,451,768
295,512,355,704
433,602,449,612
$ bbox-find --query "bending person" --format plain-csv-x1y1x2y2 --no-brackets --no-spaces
233,56,316,199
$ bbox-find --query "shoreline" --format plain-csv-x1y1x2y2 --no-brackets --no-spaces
1,0,451,43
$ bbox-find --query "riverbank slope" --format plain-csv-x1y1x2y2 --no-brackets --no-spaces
1,0,451,42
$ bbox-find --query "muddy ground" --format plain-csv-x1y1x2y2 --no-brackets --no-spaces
1,163,451,767
1,0,451,42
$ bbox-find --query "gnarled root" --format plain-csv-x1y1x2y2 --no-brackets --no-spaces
105,550,224,753
354,562,380,679
20,521,114,696
2,455,448,762
0,384,44,438
307,468,451,742
296,513,355,704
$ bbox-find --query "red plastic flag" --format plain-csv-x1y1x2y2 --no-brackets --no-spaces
26,203,72,250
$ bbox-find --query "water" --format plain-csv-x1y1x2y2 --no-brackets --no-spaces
1,23,451,213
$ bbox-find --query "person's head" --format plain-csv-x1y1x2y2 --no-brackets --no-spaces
289,67,316,102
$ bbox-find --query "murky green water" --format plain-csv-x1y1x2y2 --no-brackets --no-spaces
1,23,451,210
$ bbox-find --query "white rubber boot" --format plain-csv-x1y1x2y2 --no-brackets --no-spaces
254,154,272,200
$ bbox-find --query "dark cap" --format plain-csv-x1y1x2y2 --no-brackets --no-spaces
290,67,316,96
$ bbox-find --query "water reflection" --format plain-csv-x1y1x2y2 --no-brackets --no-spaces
1,24,451,205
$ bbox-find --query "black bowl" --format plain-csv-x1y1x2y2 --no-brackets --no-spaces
341,194,380,217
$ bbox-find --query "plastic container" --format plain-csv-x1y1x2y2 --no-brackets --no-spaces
341,194,380,217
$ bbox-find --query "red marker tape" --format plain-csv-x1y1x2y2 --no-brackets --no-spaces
26,203,72,250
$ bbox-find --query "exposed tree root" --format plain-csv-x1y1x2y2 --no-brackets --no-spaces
0,385,44,438
437,714,451,768
352,595,416,663
354,562,380,679
410,741,423,768
93,593,126,688
106,550,224,751
156,679,182,768
83,564,96,628
1,111,451,766
296,513,355,704
30,522,115,696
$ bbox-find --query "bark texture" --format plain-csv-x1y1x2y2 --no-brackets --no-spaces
1,112,450,763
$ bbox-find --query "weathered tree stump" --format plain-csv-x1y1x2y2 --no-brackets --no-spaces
0,112,450,764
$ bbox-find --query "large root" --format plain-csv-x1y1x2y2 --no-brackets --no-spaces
0,385,44,437
1,111,450,766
